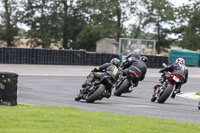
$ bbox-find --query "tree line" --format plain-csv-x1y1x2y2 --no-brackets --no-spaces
0,0,199,53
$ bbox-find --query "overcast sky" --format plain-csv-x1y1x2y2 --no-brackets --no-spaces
168,0,189,7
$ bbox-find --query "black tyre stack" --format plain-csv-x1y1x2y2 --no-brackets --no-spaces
0,72,18,106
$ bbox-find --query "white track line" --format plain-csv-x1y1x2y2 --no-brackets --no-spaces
178,92,200,101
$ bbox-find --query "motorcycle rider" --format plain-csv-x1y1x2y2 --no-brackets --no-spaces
119,53,148,89
81,58,120,98
124,48,141,61
154,57,188,98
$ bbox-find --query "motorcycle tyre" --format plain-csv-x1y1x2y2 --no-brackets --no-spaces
86,84,105,103
114,79,130,96
157,83,173,103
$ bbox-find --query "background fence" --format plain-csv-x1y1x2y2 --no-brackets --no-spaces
0,47,168,68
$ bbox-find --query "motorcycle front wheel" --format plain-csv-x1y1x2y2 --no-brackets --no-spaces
86,84,105,103
114,79,130,96
157,83,173,103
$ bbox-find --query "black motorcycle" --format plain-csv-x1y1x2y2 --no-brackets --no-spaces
151,70,183,103
75,75,114,103
114,70,138,96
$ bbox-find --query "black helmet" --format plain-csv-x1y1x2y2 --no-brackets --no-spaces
110,58,120,68
126,49,140,59
140,56,148,64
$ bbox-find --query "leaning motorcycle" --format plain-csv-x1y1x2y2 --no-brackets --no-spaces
75,75,114,103
151,71,183,103
114,70,138,96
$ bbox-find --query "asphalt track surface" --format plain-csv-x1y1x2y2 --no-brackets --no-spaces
0,64,199,124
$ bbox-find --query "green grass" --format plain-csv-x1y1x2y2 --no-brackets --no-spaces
0,104,200,133
197,91,200,100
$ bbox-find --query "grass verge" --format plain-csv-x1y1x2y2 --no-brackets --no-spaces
197,91,200,100
0,104,200,133
196,91,200,96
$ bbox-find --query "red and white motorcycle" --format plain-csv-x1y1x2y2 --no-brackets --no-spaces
151,64,183,103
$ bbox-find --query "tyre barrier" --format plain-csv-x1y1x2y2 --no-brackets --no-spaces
146,55,168,68
0,72,18,106
0,47,168,67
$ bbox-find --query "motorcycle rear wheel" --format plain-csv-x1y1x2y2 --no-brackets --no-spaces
86,84,105,103
157,83,173,103
114,79,130,96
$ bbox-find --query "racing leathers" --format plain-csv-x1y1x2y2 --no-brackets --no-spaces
82,63,119,88
120,57,147,87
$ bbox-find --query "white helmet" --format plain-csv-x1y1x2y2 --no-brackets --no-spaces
176,58,185,64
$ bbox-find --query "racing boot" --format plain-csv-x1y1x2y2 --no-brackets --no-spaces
153,77,164,90
82,72,95,88
127,86,134,93
176,88,181,93
171,88,181,99
104,89,112,98
82,80,91,88
171,92,176,99
154,75,165,90
81,74,94,88
153,83,161,91
198,101,200,110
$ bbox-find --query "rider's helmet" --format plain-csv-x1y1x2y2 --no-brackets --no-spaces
126,48,140,59
110,58,120,68
176,58,185,65
140,56,148,64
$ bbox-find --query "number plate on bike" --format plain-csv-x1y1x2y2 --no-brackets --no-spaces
173,75,180,82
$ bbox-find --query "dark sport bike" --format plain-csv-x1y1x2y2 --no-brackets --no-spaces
151,70,183,103
75,75,114,103
114,70,138,96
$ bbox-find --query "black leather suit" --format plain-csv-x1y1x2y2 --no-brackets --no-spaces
121,57,147,85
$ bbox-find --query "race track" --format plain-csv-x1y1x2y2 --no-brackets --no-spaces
0,64,199,124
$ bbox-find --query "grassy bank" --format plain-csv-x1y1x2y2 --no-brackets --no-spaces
0,104,199,133
196,91,200,96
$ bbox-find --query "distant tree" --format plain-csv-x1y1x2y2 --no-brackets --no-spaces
20,0,86,48
56,0,86,49
113,0,138,41
173,1,200,50
139,0,175,53
0,0,18,46
20,0,61,48
74,0,117,51
75,25,101,51
18,28,26,36
74,0,139,51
